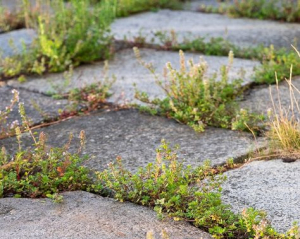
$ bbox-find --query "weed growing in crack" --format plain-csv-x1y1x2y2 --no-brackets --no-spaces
254,45,300,85
134,47,264,132
0,0,42,32
0,0,115,80
0,103,94,199
153,30,300,85
98,140,299,238
200,0,300,23
53,61,116,118
111,0,184,17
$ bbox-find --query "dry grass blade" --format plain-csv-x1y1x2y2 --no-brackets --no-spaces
266,64,300,158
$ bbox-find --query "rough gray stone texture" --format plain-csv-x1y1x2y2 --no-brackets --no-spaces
0,85,68,126
241,76,300,118
0,191,212,239
0,29,36,58
7,48,259,104
0,109,262,172
222,159,300,233
111,10,300,49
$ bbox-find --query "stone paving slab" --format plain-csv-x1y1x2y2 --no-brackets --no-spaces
0,191,212,239
0,109,262,172
0,29,36,58
0,85,68,126
221,159,300,233
111,10,300,49
7,48,259,104
240,76,300,117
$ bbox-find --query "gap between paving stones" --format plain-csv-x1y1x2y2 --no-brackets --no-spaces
1,2,299,236
7,48,260,104
0,109,264,172
0,84,68,128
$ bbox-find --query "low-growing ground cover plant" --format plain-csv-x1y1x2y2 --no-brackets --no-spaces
199,0,300,23
98,140,299,238
134,47,264,132
0,0,115,80
0,99,298,237
0,102,95,199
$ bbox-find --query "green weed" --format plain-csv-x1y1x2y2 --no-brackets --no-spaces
0,0,115,79
0,0,41,32
200,0,300,23
98,140,299,238
154,31,300,85
109,0,184,17
134,47,264,132
0,103,94,199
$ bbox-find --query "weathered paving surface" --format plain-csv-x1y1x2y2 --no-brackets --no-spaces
222,160,300,233
0,85,68,126
0,109,262,172
111,10,300,49
241,76,300,117
1,0,300,237
0,191,212,239
8,48,259,104
0,29,36,58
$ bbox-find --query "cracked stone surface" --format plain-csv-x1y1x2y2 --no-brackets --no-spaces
7,48,259,104
0,85,68,126
111,10,300,49
0,109,262,172
222,159,300,233
0,191,212,239
241,76,300,118
0,29,36,58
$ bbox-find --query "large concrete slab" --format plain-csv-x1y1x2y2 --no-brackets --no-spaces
241,76,300,117
0,29,36,58
111,10,300,49
0,85,68,127
8,48,259,104
221,159,300,233
0,109,262,172
0,191,212,239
